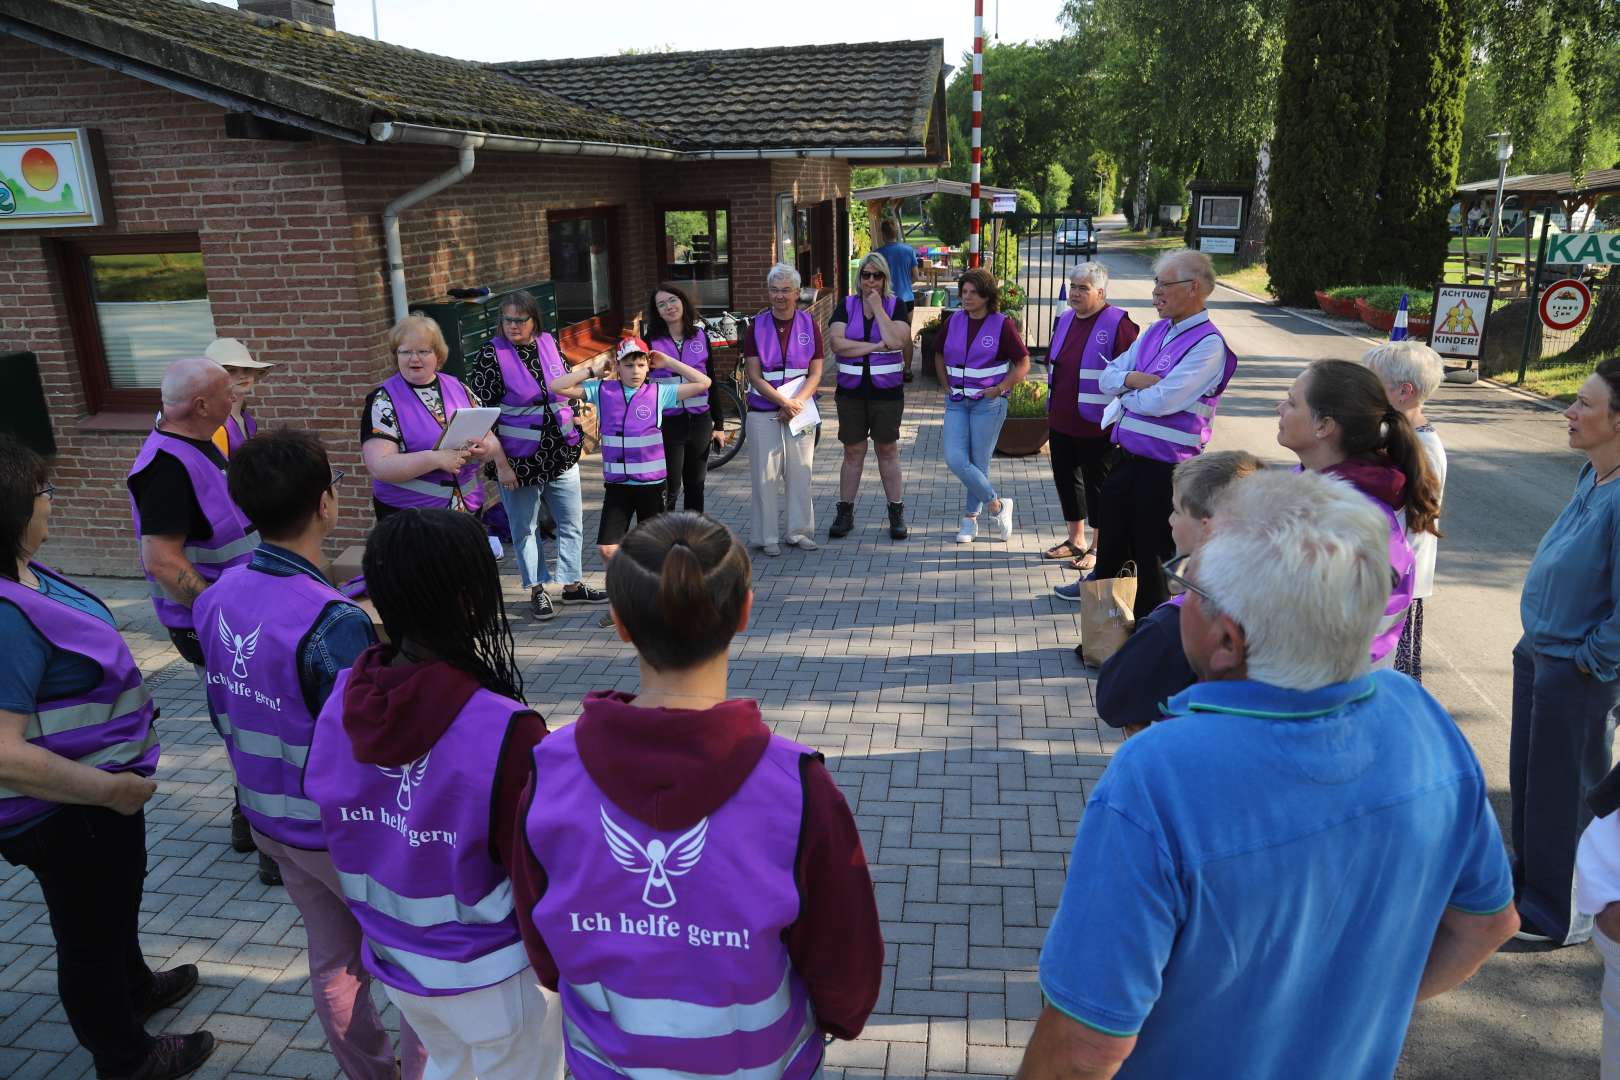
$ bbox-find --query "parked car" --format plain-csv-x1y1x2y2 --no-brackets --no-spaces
1055,220,1098,256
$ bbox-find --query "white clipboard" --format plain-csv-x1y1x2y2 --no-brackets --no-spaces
777,377,821,436
433,406,500,450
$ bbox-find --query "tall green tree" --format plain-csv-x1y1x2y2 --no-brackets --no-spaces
1267,0,1399,304
1366,0,1471,285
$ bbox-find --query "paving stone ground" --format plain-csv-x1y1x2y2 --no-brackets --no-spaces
0,374,1110,1079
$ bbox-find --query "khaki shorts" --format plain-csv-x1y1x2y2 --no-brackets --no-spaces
836,394,903,445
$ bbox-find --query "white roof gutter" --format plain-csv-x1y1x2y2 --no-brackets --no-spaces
370,121,929,161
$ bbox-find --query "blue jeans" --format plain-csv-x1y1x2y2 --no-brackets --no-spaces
943,395,1008,516
501,466,583,589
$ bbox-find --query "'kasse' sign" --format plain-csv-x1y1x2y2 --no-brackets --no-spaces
1546,232,1620,265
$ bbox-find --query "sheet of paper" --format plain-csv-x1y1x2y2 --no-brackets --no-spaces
1100,397,1124,430
433,406,501,450
777,377,822,436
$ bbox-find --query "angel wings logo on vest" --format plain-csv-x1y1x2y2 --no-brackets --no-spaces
377,753,430,811
215,610,262,680
600,805,708,909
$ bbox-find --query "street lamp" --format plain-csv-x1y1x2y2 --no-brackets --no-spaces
1485,131,1513,285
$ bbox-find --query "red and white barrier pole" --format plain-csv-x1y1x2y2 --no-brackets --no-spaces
969,0,983,269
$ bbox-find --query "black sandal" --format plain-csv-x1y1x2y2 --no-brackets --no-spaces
1043,541,1083,560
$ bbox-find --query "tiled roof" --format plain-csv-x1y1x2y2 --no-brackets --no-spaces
4,0,676,147
495,40,946,152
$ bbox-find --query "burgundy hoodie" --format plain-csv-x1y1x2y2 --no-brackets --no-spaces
1324,455,1407,512
494,690,885,1041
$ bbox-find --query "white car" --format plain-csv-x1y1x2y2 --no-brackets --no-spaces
1055,222,1097,256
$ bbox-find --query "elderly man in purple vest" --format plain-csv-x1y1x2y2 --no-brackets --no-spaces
1086,250,1237,622
194,431,425,1080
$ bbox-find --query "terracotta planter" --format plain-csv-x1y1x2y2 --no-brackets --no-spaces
1408,315,1434,340
1315,290,1360,319
996,415,1050,457
1355,298,1396,333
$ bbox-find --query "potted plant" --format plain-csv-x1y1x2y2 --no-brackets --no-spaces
1351,286,1436,338
996,378,1051,456
917,311,950,381
1315,288,1360,319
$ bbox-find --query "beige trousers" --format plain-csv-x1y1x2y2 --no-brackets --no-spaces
746,410,816,545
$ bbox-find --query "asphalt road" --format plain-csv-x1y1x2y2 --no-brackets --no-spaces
1028,223,1602,1079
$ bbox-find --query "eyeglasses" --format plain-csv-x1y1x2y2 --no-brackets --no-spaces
328,470,346,490
859,271,886,280
396,349,436,359
768,287,798,297
1161,555,1213,604
500,315,534,325
36,483,55,501
654,298,683,309
1152,278,1196,292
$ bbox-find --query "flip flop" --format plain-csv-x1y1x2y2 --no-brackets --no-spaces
1068,550,1097,573
1043,541,1083,560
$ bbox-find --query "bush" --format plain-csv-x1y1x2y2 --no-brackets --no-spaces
1007,378,1049,418
1325,284,1435,316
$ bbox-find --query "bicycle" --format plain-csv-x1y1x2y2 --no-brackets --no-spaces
702,310,820,472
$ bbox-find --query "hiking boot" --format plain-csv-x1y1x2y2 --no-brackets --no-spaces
229,807,254,854
530,587,556,621
257,851,282,887
828,502,855,539
105,1032,216,1080
888,502,909,540
138,965,199,1022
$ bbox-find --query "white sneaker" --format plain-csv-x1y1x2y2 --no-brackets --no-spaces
956,516,977,544
760,543,782,557
993,498,1015,541
788,534,819,551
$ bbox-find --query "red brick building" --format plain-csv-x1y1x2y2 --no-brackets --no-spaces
0,0,946,573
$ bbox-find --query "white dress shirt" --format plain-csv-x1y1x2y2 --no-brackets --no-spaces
1098,310,1230,417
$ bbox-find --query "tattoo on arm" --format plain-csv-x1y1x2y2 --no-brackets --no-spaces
173,566,208,606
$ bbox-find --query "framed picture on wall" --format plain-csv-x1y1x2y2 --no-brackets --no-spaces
775,192,796,267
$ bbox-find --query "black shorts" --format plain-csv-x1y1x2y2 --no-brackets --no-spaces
597,483,664,545
836,394,904,445
894,299,915,322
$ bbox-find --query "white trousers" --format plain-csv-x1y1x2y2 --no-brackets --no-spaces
746,410,816,545
1598,927,1620,1080
383,971,564,1080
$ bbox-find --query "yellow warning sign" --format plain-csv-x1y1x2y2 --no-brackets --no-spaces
1430,285,1493,360
1440,299,1478,336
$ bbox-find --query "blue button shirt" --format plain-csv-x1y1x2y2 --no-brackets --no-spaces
1039,671,1512,1079
248,544,377,717
1521,462,1620,679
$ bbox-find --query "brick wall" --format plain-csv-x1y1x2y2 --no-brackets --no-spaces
0,35,856,576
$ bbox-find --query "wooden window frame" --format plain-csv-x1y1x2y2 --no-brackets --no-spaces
548,207,623,360
651,201,733,313
54,232,207,415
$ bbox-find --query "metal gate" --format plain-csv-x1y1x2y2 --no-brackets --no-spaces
992,211,1098,358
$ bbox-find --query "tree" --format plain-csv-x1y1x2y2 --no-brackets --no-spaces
1267,0,1399,304
1039,162,1073,213
1365,0,1471,286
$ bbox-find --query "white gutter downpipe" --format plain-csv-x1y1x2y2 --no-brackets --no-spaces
383,136,481,321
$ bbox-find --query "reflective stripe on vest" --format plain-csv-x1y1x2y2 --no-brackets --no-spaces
0,732,159,800
236,785,322,822
33,684,151,738
1119,415,1205,447
601,434,665,449
337,871,514,927
563,1014,818,1080
184,533,260,566
214,710,308,767
566,962,796,1040
1077,392,1113,405
367,938,529,994
603,460,665,477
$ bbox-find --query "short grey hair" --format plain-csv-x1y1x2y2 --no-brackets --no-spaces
1361,341,1444,402
1068,262,1109,290
858,251,895,299
1194,470,1391,690
1152,249,1215,298
160,356,227,411
766,263,801,290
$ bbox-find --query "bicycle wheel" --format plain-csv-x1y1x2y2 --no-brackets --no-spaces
707,383,746,470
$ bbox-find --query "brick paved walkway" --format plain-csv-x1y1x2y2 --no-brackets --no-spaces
0,375,1112,1079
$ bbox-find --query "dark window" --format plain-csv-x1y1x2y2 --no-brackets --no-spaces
656,205,731,313
793,201,835,291
56,234,217,413
548,208,621,344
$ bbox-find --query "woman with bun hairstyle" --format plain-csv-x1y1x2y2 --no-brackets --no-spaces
1277,358,1439,667
500,512,883,1079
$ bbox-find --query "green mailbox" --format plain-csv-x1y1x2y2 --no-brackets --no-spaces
414,281,559,380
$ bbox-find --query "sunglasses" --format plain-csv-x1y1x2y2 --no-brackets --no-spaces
329,470,346,490
859,270,886,280
36,483,56,501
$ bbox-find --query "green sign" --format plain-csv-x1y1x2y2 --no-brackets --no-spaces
1547,232,1620,265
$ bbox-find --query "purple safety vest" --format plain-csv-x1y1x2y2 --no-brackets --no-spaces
195,562,355,849
1112,318,1238,464
304,669,528,997
942,311,1010,401
0,566,159,829
598,381,667,484
747,310,816,412
526,725,822,1080
835,295,905,393
1049,306,1128,425
1373,504,1416,667
649,331,711,416
225,409,257,454
370,373,485,513
491,334,580,458
127,429,260,632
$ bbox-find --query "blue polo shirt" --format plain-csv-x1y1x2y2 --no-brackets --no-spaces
1039,671,1512,1079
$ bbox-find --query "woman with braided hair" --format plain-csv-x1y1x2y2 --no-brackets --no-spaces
498,512,884,1078
304,508,563,1080
1277,358,1439,668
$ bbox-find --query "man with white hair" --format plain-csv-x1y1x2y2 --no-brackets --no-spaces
1043,261,1139,575
1089,250,1237,621
127,357,265,867
1021,470,1516,1080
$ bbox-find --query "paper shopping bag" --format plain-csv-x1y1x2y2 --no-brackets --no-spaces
1079,563,1138,667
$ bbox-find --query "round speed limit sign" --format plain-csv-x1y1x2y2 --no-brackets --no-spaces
1540,279,1592,332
